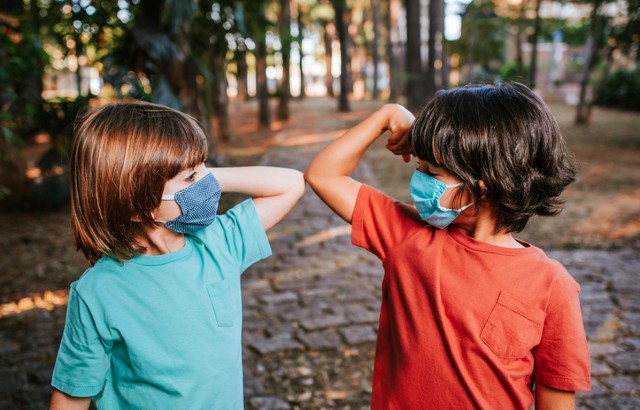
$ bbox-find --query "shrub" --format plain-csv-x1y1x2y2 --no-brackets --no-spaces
499,62,530,84
594,69,640,111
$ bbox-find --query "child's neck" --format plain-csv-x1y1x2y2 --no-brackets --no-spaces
138,228,186,255
454,220,525,249
455,226,524,248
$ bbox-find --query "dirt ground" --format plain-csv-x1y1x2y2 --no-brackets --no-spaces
0,96,638,408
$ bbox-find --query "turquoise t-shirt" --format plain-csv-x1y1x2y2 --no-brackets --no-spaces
51,199,271,409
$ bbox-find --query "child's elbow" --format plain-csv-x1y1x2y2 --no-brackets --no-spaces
289,169,306,201
303,166,320,191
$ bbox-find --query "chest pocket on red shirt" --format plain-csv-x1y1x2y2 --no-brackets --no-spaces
480,292,546,359
207,281,236,327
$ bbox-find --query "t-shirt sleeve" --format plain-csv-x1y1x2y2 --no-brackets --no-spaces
534,282,591,391
351,184,429,261
212,198,272,272
51,287,109,397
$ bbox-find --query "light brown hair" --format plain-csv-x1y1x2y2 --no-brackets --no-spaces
70,101,208,264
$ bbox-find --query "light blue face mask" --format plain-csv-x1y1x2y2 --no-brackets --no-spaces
409,169,473,229
158,172,221,233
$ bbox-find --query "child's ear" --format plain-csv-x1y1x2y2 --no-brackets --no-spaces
477,180,487,196
131,212,152,222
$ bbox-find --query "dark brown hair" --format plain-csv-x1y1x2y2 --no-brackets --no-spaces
70,101,208,264
409,82,576,233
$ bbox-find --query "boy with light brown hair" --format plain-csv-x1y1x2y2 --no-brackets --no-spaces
50,101,305,409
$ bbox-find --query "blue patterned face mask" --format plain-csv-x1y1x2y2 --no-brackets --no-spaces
410,169,473,229
158,172,221,233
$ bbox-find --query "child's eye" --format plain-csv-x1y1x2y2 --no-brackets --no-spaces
418,165,437,177
186,172,197,182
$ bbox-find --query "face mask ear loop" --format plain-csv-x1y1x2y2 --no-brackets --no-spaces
161,194,175,201
444,182,465,189
459,202,475,212
449,180,478,213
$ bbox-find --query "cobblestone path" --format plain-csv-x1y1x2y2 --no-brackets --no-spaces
0,99,638,409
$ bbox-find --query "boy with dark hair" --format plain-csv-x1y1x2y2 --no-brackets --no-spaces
305,83,590,409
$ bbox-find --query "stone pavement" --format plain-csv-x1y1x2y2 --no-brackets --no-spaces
0,99,638,409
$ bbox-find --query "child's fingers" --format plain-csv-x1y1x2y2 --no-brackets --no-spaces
385,139,412,159
386,130,411,151
387,125,411,143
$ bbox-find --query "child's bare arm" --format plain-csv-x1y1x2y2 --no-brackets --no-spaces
49,389,91,410
535,384,576,410
210,166,305,231
304,104,414,223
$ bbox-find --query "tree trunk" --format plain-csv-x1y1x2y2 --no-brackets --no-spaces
405,0,423,110
575,35,595,124
236,47,248,102
137,0,199,117
296,1,306,98
334,0,351,112
277,0,292,120
372,0,381,99
575,0,604,124
386,0,398,102
437,0,448,89
528,0,542,88
256,40,271,128
515,4,525,78
425,0,444,100
324,20,335,97
210,52,231,147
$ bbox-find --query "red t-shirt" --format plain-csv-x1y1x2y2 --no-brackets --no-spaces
351,185,591,409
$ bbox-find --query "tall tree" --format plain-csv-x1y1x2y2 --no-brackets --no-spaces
575,0,606,124
386,0,399,102
313,1,336,97
295,0,307,98
515,3,525,78
255,34,270,127
242,1,271,128
372,0,381,99
528,0,542,88
192,1,238,145
235,40,249,102
334,0,351,111
426,0,445,99
277,0,292,120
405,0,423,110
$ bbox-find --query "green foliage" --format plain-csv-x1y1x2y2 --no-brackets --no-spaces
446,0,508,80
1,0,138,157
594,69,640,111
499,62,530,83
608,0,639,56
40,96,92,152
540,20,590,46
0,26,48,156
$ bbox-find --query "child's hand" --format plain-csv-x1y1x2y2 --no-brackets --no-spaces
383,104,415,163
